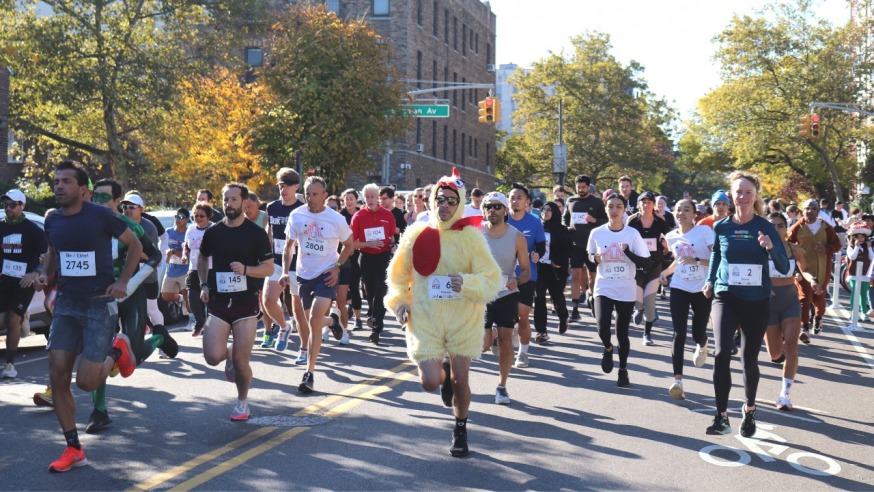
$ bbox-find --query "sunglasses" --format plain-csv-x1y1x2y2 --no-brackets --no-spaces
483,203,504,211
194,214,207,219
175,214,188,220
122,204,141,210
2,201,21,209
92,192,113,204
434,196,460,207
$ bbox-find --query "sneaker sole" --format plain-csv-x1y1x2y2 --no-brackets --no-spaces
33,395,54,408
669,385,685,400
298,384,314,394
49,458,88,473
230,414,250,421
495,399,510,405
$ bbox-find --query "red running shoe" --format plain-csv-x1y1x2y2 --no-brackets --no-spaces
49,445,88,472
112,333,136,378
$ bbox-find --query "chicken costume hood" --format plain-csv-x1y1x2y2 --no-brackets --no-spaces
385,168,502,362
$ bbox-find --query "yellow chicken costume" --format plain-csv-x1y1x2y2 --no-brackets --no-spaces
385,169,502,362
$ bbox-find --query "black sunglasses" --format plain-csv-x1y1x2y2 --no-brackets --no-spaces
2,201,21,209
122,204,141,210
483,203,504,211
435,196,460,206
175,214,188,220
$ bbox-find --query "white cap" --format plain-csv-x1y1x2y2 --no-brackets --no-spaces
482,191,508,208
1,189,26,204
121,192,144,208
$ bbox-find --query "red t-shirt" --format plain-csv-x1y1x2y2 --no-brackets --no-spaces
351,207,395,255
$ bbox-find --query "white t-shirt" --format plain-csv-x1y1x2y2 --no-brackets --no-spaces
587,224,650,302
416,210,430,222
285,206,351,280
665,225,714,293
463,204,481,218
183,224,209,272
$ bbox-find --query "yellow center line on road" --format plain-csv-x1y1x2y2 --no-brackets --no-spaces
129,361,417,491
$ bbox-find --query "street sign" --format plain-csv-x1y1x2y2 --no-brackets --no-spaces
401,104,450,118
553,144,567,173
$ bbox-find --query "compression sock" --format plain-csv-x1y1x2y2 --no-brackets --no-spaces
519,344,529,354
645,321,653,336
781,378,793,397
64,429,81,450
91,382,107,413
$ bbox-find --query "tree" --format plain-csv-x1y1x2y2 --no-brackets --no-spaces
660,118,735,200
0,0,263,188
256,4,411,189
697,0,872,202
506,32,676,191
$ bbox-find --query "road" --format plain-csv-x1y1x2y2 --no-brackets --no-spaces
1,293,872,491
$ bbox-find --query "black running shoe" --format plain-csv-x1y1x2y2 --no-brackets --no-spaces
368,332,380,345
298,371,314,394
329,310,343,340
558,319,568,334
450,428,468,457
570,309,581,321
152,325,178,359
601,348,614,374
440,361,453,407
617,368,630,387
800,326,811,345
740,405,757,438
813,317,822,335
771,353,786,365
85,409,112,434
706,414,731,435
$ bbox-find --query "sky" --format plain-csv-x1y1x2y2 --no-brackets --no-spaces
489,0,852,119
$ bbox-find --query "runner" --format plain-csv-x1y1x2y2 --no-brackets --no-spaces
481,192,530,404
161,208,191,321
464,188,485,217
385,168,501,457
38,160,142,472
379,185,407,242
534,201,572,341
197,182,273,421
281,176,351,393
698,190,730,229
1,189,47,379
340,189,364,331
182,202,212,337
588,193,651,387
196,188,224,222
617,176,640,215
660,199,713,400
507,183,546,368
563,175,607,321
121,192,164,338
627,191,671,345
845,220,872,320
703,171,789,437
351,184,395,345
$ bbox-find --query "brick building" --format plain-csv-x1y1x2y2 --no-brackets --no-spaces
302,0,498,190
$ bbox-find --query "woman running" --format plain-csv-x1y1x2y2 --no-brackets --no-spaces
627,191,671,345
339,189,363,330
763,212,811,412
845,220,873,321
660,199,713,400
587,194,651,387
534,201,572,341
703,171,789,437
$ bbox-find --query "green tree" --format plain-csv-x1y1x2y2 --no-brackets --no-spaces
0,0,263,188
698,0,871,202
506,32,676,191
256,4,411,189
660,119,734,200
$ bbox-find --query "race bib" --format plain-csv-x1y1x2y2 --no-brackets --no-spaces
428,275,460,299
769,259,795,279
2,259,27,278
302,236,328,256
541,232,552,264
728,263,763,286
168,251,184,264
60,251,96,277
273,238,286,255
364,227,386,242
644,238,658,252
601,262,631,280
216,271,247,293
677,263,706,282
572,212,588,225
501,274,512,289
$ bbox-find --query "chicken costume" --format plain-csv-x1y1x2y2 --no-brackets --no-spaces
385,169,502,362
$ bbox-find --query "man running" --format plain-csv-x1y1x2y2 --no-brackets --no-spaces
38,161,141,472
198,182,273,421
697,190,730,229
618,176,640,215
161,208,191,321
563,175,607,320
281,176,351,393
1,189,47,379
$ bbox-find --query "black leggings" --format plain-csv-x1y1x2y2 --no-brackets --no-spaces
186,271,207,330
669,288,712,375
594,296,635,370
118,285,149,365
348,252,363,310
534,263,568,333
359,251,391,331
712,292,769,413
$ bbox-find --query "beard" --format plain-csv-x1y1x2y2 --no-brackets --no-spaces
225,206,242,220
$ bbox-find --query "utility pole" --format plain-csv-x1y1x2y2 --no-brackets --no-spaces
553,98,567,187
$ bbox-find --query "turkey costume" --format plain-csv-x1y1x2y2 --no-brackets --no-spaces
385,169,502,361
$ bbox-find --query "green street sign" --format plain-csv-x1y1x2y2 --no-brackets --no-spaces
401,104,450,118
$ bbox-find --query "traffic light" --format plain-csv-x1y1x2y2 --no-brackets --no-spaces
798,114,811,139
810,113,820,139
492,97,501,124
478,97,495,123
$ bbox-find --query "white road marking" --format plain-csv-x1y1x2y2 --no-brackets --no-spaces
692,406,821,423
826,307,874,373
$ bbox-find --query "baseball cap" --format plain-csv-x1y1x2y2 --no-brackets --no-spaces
711,189,729,206
639,191,656,202
1,189,26,204
121,192,144,208
482,191,508,208
803,198,819,210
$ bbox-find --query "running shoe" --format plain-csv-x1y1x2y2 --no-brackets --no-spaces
192,325,205,338
633,309,643,325
1,362,17,379
601,348,614,374
513,352,529,368
368,332,380,345
321,328,329,343
570,309,581,321
440,361,453,407
224,357,235,383
586,293,594,313
776,395,793,412
290,319,298,334
706,414,731,435
495,386,510,405
339,333,350,345
731,345,739,355
152,324,178,358
800,327,811,345
450,428,468,458
346,304,354,320
260,324,279,348
33,386,53,407
558,318,568,334
813,317,822,335
771,353,786,365
49,445,88,473
275,327,291,352
693,341,708,367
734,331,741,347
490,338,499,357
643,333,654,346
294,351,308,365
617,368,630,387
354,318,363,331
299,371,314,394
534,332,549,344
159,350,170,359
330,307,343,340
740,404,757,438
85,409,112,434
668,380,685,400
230,400,250,421
112,333,136,378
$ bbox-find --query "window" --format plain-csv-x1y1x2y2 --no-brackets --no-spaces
468,135,472,157
433,1,438,36
461,77,465,111
452,72,457,107
443,125,448,160
475,33,479,53
432,122,437,157
417,0,422,25
443,67,449,99
474,138,478,158
432,60,438,89
416,119,422,144
245,47,263,67
444,10,449,44
461,132,466,165
453,129,457,162
373,0,389,16
462,24,467,56
486,43,491,67
416,51,422,88
453,17,457,50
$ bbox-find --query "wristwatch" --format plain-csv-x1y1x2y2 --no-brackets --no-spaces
200,283,209,289
335,261,342,268
694,257,700,265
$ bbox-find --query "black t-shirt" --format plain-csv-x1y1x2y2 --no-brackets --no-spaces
627,214,671,257
45,202,128,298
562,194,608,249
0,217,48,285
267,199,304,267
199,219,272,299
391,207,406,243
341,207,360,265
831,209,846,233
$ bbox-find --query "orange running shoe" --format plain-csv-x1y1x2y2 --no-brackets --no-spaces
48,445,88,472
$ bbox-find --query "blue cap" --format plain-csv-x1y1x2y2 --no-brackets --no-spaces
712,190,729,206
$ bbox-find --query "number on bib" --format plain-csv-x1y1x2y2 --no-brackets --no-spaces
602,262,630,280
303,237,328,256
428,275,460,299
678,264,706,281
364,227,385,242
2,259,27,278
216,271,247,293
59,251,97,277
728,264,763,286
572,212,588,225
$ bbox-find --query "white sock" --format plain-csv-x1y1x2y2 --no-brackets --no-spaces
781,377,793,396
673,378,683,385
520,344,529,354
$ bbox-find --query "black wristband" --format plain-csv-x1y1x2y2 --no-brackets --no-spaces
244,265,247,275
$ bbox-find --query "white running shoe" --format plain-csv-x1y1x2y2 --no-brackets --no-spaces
1,363,17,379
668,380,685,400
694,341,708,368
513,352,529,368
776,395,793,412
